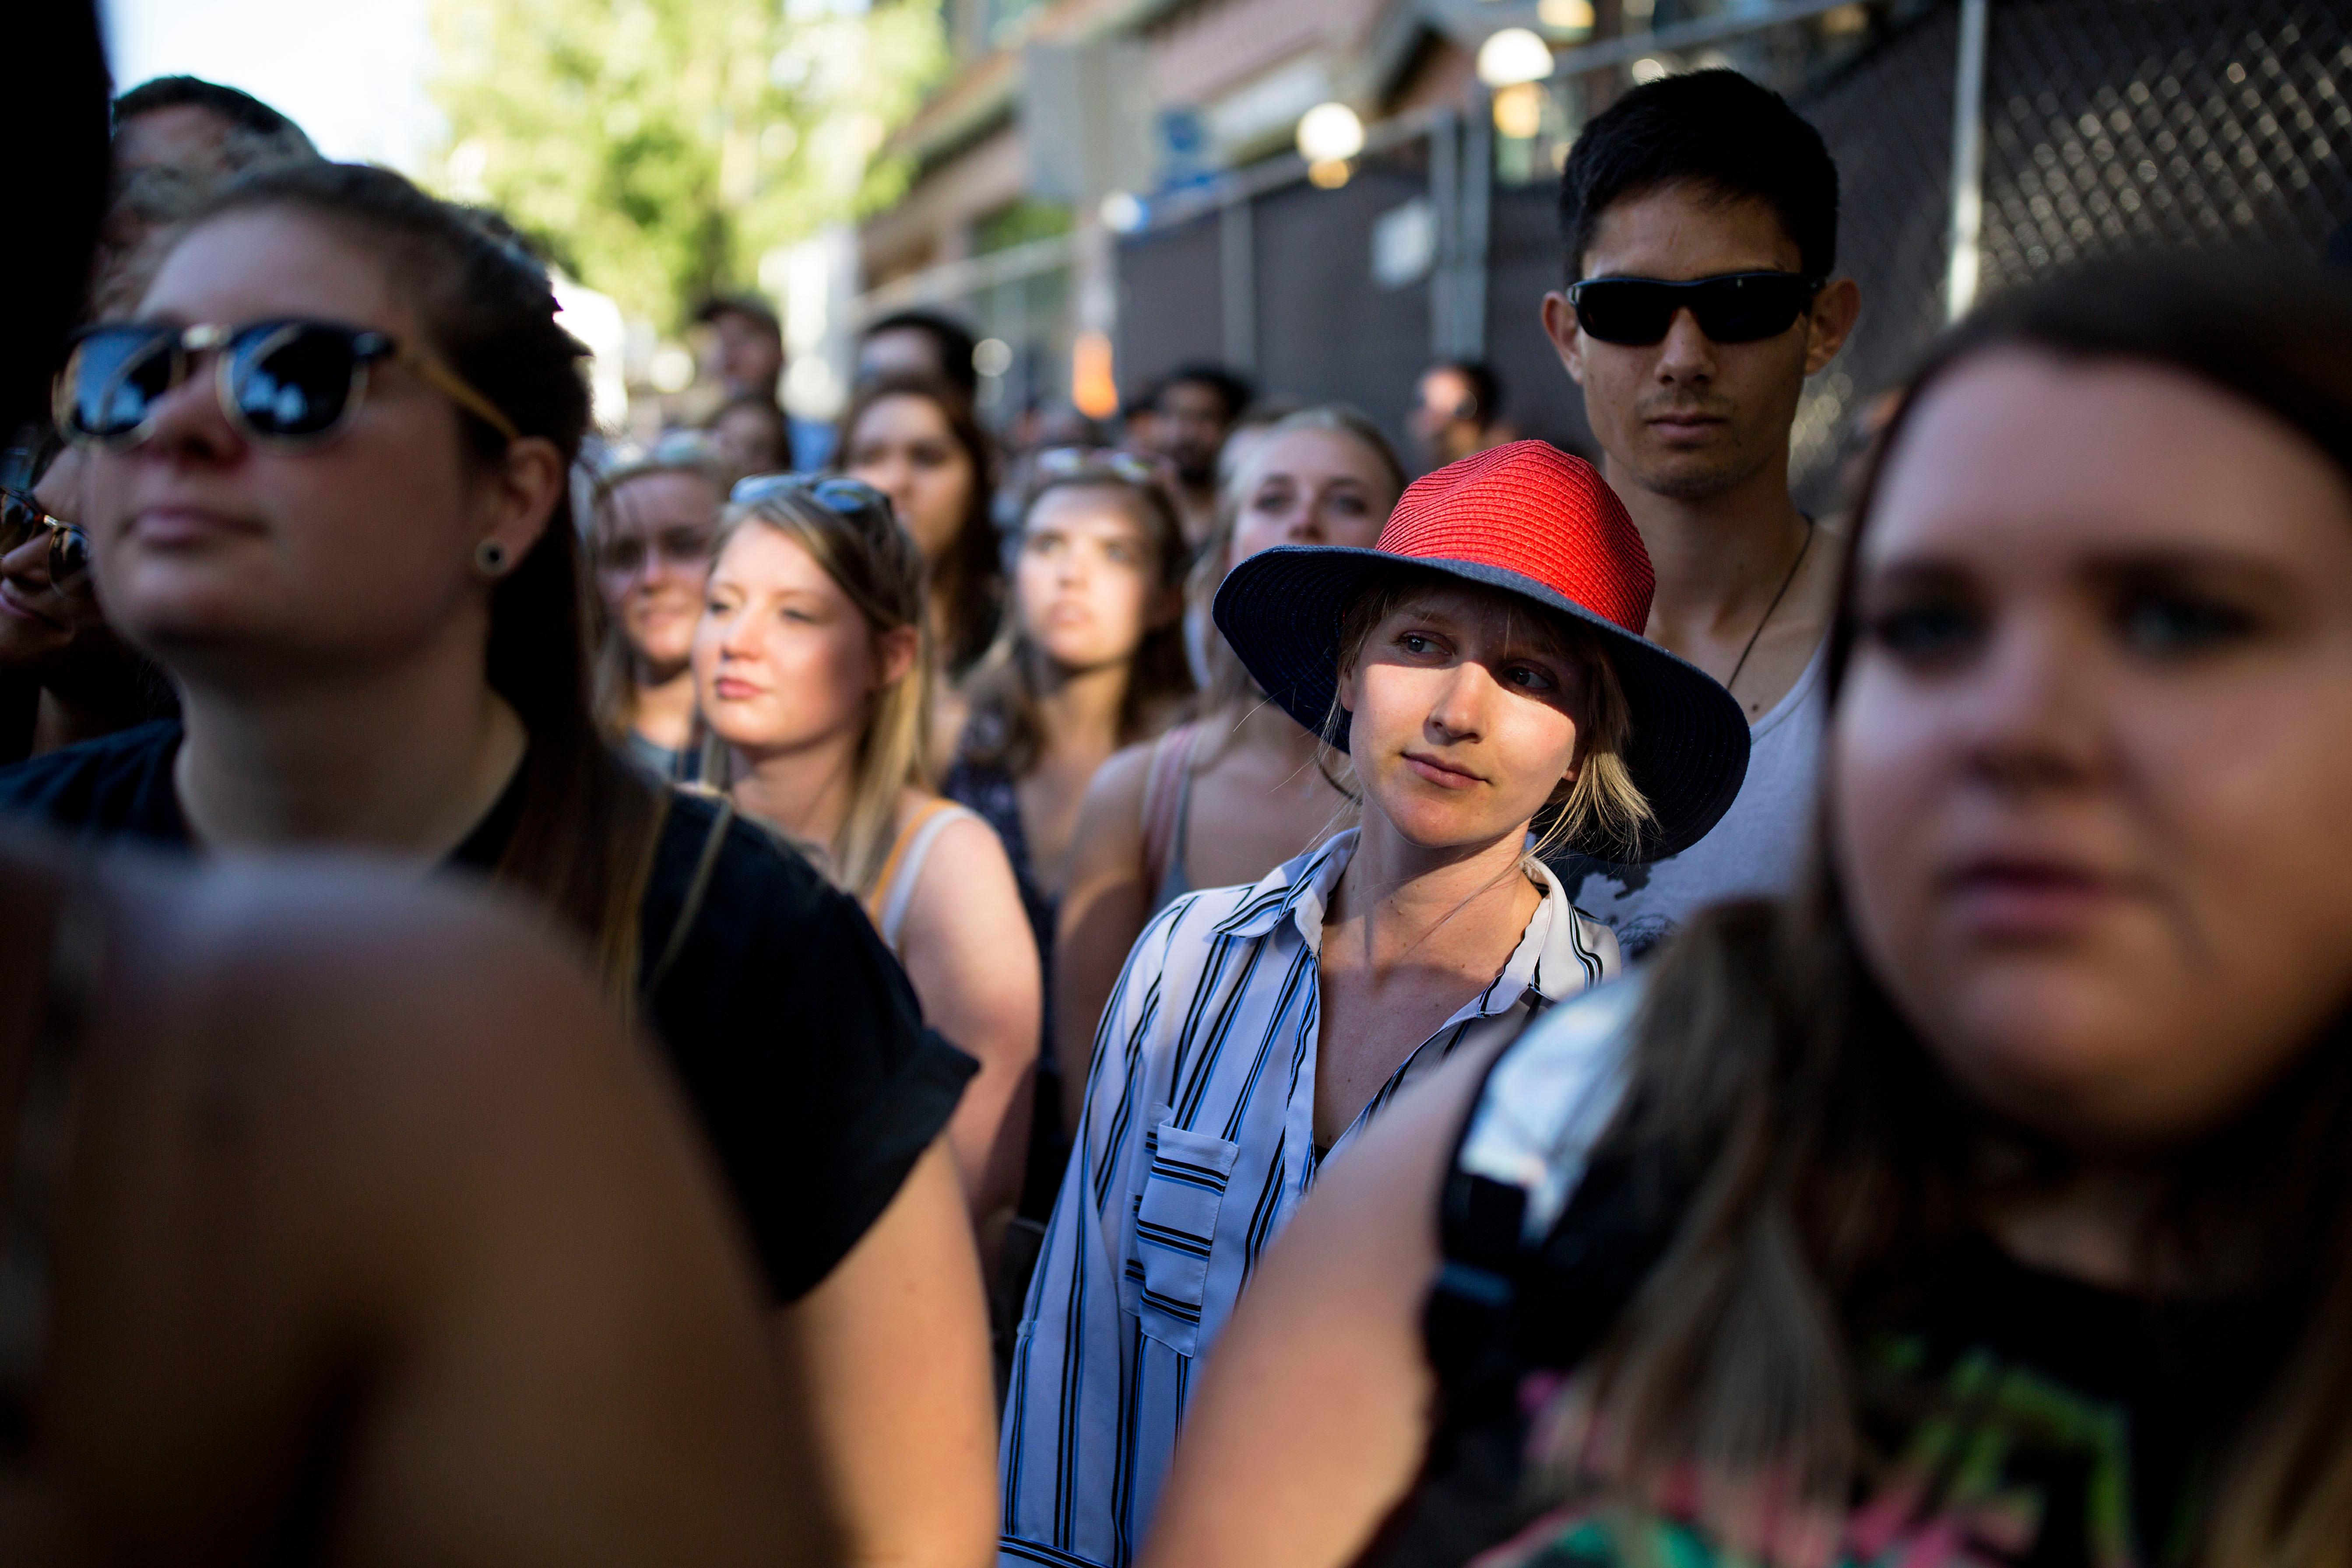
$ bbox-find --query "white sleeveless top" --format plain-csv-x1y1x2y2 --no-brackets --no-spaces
861,799,984,954
1550,637,1828,960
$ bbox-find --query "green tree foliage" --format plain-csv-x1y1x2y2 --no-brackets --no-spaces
431,0,944,323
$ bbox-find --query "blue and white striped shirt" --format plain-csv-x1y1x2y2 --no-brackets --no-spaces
998,829,1621,1568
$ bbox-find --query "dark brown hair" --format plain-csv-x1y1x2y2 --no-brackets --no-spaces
191,162,662,1002
958,457,1196,776
833,372,1001,675
1560,253,2352,1562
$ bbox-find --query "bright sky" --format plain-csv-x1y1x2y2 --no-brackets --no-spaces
102,0,439,170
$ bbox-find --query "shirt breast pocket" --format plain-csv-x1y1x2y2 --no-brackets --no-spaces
1127,1118,1241,1356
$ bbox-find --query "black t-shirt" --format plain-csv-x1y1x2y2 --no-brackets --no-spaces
0,721,976,1304
1379,1143,2301,1568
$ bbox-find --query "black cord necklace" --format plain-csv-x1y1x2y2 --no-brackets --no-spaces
1724,517,1816,703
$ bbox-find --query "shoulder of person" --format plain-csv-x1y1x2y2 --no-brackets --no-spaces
0,718,182,826
910,800,1018,885
639,787,922,1016
1451,976,1648,1244
652,788,837,926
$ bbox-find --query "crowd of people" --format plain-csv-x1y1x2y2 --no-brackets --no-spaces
5,12,2352,1565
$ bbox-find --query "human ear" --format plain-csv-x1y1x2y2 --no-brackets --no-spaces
1804,277,1862,375
469,435,565,574
1541,292,1587,387
874,623,921,689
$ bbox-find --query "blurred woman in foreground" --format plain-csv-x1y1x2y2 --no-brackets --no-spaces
0,834,831,1564
1146,255,2352,1568
0,161,995,1568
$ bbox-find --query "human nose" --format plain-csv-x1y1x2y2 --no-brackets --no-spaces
1,530,52,588
137,347,242,461
1653,309,1719,384
1955,609,2109,796
1425,659,1494,744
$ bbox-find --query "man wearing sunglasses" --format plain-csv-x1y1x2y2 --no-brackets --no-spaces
1536,68,1860,957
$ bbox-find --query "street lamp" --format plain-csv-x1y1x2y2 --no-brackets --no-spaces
1297,101,1364,189
1476,27,1555,88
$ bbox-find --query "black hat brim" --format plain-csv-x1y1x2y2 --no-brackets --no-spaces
1212,545,1751,863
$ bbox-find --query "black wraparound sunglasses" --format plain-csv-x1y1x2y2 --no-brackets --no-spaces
1,487,91,588
1566,271,1825,346
56,319,520,451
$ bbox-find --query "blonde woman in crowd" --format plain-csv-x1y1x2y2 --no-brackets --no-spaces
1053,406,1406,1128
1000,442,1751,1568
693,475,1041,1265
588,434,731,781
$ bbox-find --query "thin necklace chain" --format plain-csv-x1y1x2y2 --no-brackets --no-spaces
1724,516,1817,702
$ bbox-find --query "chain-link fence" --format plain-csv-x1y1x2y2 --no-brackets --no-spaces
1107,0,2351,496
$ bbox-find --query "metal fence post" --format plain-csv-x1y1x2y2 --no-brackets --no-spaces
1944,0,1990,320
1220,187,1257,373
1461,88,1492,359
1431,108,1461,356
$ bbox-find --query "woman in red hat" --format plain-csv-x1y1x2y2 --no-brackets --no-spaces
996,440,1748,1568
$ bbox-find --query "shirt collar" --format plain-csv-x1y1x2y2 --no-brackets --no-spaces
1210,830,1603,1009
1211,828,1357,942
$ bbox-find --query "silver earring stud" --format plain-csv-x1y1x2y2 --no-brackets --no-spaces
475,538,510,577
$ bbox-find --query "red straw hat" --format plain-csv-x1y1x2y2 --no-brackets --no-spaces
1212,440,1748,862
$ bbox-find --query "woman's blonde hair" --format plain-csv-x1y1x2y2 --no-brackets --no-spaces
1191,406,1408,724
700,485,932,900
1325,565,1652,862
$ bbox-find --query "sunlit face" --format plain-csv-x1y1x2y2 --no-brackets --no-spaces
0,449,104,671
1015,484,1167,674
693,523,910,761
1835,350,2352,1151
842,393,976,565
594,470,720,678
1339,583,1587,853
1227,429,1398,569
1547,183,1844,503
81,209,531,684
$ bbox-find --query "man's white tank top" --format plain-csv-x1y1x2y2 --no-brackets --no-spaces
1548,636,1828,960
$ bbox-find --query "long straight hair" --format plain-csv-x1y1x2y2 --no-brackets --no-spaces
833,373,1002,676
957,457,1197,777
700,487,931,900
187,163,664,1006
1554,254,2352,1564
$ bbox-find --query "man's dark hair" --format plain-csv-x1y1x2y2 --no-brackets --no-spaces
113,75,315,151
694,293,782,341
861,309,979,399
1557,69,1837,283
1156,363,1254,424
1429,359,1502,422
